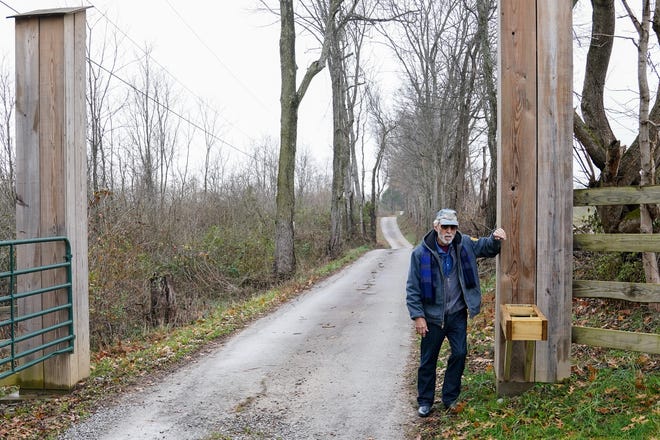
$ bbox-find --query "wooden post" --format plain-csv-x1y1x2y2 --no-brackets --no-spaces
12,7,90,389
496,0,572,395
534,1,573,384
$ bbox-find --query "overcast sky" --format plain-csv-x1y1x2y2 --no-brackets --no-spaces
0,0,337,169
0,1,653,178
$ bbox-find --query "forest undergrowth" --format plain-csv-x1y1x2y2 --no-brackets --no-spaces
1,215,659,439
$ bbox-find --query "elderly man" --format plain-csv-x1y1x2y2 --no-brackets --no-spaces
406,208,506,417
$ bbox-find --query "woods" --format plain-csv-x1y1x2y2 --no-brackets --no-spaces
0,1,657,346
0,2,658,438
379,0,498,235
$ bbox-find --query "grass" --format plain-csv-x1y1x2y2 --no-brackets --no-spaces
2,236,658,439
409,290,659,440
396,213,659,439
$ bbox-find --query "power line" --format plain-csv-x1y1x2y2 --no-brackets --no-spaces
84,1,259,143
3,0,263,160
164,0,273,112
87,58,251,158
0,1,18,14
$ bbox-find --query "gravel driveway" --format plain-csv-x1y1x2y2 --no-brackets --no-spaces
61,216,416,440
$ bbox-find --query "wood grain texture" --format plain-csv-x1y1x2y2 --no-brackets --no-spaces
38,16,70,389
574,233,660,252
14,16,44,388
535,0,573,383
572,326,660,354
496,0,538,386
574,185,660,206
573,279,660,302
13,10,90,389
70,9,91,384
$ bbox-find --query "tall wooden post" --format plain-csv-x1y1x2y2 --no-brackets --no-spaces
12,7,90,389
496,0,573,395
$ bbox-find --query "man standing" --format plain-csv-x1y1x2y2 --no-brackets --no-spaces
406,208,506,417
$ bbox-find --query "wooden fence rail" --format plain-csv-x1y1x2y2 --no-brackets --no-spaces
574,234,660,252
572,186,660,355
572,280,660,302
572,326,660,353
574,185,660,206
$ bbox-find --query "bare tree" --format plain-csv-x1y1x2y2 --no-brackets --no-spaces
341,1,372,245
272,0,344,278
154,82,180,207
366,85,395,242
124,48,179,211
0,57,13,190
622,0,660,292
382,0,489,228
175,118,195,201
381,0,446,226
198,99,221,195
474,0,497,230
86,18,122,195
296,147,331,209
0,57,14,238
296,0,380,255
325,0,360,256
572,1,660,233
574,0,625,232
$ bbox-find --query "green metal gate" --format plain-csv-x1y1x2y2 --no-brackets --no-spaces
0,237,75,380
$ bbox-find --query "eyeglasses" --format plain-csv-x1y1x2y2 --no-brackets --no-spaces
440,225,457,231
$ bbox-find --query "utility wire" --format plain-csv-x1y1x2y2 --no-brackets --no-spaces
3,0,257,159
88,58,251,158
85,1,258,143
164,0,273,112
0,0,18,14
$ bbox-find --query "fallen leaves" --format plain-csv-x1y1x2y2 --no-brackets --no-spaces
409,290,660,440
621,415,649,432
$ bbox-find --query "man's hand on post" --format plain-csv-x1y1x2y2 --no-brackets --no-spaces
493,228,507,241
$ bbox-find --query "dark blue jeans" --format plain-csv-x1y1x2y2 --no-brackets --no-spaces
417,308,468,407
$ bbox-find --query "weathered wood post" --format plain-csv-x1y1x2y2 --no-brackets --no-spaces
12,7,90,389
496,0,573,394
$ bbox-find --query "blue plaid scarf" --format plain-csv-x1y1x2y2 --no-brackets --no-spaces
420,244,477,304
420,248,434,303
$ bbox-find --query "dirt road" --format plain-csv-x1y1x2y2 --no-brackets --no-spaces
61,216,416,440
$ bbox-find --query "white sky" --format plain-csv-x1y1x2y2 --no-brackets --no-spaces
0,1,653,184
0,0,337,170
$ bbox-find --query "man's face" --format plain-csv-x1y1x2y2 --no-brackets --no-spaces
434,224,457,246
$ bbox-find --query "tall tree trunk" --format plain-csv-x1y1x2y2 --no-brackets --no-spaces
347,89,362,241
451,37,478,212
328,21,348,257
625,0,660,312
366,86,393,244
370,132,387,243
477,0,498,230
273,0,341,277
578,0,625,232
575,0,660,234
275,0,299,278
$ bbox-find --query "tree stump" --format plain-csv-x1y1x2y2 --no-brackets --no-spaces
148,274,177,326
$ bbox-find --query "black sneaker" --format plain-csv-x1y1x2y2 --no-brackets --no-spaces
417,405,432,417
